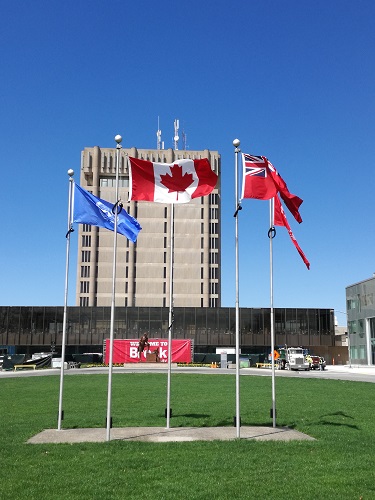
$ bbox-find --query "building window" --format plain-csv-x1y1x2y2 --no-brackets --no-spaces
210,267,218,279
81,266,90,278
82,235,91,247
209,193,218,205
210,207,218,219
80,281,90,294
80,297,89,307
210,222,218,235
209,252,218,264
209,237,218,249
82,251,91,262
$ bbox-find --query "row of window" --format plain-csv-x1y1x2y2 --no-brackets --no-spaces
79,276,218,298
79,196,218,233
80,262,218,279
100,156,128,173
100,178,129,188
0,306,333,337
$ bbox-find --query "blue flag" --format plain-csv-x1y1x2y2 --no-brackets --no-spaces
73,184,141,242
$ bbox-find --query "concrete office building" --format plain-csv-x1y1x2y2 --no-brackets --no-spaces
346,275,375,365
76,146,220,309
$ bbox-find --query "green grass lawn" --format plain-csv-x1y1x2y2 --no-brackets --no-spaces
0,372,374,499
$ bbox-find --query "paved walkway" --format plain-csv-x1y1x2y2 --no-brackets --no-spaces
28,425,315,444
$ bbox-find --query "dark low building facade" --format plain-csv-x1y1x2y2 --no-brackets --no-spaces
0,306,341,362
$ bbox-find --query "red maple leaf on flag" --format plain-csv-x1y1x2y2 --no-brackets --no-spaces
160,164,194,200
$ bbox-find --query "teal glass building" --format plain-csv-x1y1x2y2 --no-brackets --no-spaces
346,275,375,365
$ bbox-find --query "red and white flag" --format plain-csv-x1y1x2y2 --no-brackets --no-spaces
274,194,310,269
128,157,218,204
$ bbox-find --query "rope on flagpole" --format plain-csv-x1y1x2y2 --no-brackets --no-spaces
168,314,175,331
112,200,123,215
268,227,276,239
233,203,242,218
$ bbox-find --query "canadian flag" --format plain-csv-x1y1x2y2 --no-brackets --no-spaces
128,157,218,204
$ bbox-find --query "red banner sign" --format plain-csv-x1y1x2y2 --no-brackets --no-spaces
105,338,192,364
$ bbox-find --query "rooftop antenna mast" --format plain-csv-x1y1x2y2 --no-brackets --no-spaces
157,116,164,150
173,119,179,150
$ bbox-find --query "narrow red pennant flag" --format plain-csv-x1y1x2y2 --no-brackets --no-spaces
274,194,310,270
267,158,303,224
128,157,218,204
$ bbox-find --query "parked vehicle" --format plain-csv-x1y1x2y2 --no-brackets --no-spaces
277,346,310,371
309,355,326,370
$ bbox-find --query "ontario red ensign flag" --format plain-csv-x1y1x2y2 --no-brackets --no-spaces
241,154,303,223
128,157,218,204
241,154,278,200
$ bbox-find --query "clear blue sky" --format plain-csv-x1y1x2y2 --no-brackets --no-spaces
1,0,374,326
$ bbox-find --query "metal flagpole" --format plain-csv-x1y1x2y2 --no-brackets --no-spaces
58,169,75,430
233,139,241,438
166,202,174,429
269,198,277,428
106,134,123,442
166,124,179,428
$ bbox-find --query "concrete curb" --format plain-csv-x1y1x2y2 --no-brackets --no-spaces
27,426,315,444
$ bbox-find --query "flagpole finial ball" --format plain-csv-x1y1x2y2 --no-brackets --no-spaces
67,169,74,177
233,139,240,147
114,135,122,144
